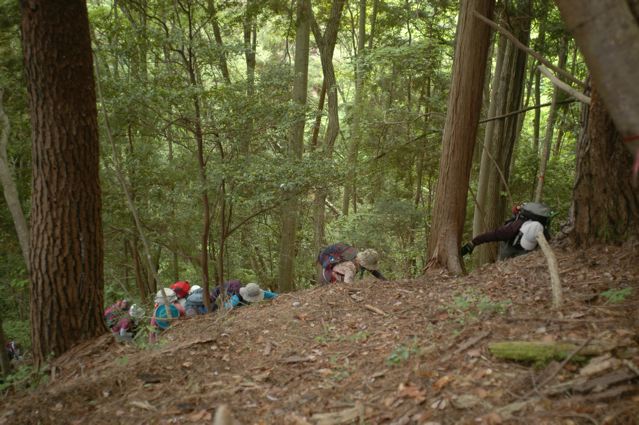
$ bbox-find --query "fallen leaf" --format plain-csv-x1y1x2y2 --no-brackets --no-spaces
452,394,483,409
467,348,482,358
188,409,212,422
477,412,503,424
397,382,426,402
430,398,448,410
129,400,156,411
432,375,453,391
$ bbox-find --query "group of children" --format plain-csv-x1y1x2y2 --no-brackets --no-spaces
103,280,278,341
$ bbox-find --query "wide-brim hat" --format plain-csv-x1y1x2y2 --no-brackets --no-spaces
520,220,544,251
239,283,265,303
155,288,177,304
356,249,380,270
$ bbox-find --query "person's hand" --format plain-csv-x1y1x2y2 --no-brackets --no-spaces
460,242,475,256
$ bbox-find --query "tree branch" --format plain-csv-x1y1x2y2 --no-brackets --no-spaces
538,65,591,105
479,99,576,124
473,11,586,88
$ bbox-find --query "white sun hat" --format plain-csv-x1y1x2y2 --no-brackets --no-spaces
520,221,544,251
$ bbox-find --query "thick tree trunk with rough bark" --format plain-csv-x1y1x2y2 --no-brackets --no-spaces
555,0,639,163
278,0,310,292
22,0,105,365
426,0,494,275
571,89,639,244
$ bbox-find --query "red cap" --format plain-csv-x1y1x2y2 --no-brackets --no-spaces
170,281,191,298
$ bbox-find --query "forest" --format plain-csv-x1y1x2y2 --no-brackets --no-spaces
0,0,638,423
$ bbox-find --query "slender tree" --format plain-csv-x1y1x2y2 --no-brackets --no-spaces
311,0,346,283
342,0,367,215
278,0,310,292
426,0,495,275
21,0,105,365
474,1,531,264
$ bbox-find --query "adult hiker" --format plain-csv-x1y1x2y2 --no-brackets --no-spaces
461,202,552,261
104,299,130,332
225,282,278,309
185,285,209,316
317,243,387,284
210,279,243,311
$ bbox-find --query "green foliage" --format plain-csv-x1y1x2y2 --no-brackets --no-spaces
3,319,30,352
600,287,633,304
448,289,511,324
386,338,420,367
0,363,49,392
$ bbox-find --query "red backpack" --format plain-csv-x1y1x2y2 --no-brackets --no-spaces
317,243,358,283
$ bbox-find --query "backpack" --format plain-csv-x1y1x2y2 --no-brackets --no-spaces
519,202,552,226
185,288,208,316
509,202,552,249
104,300,129,330
209,280,243,310
317,243,358,283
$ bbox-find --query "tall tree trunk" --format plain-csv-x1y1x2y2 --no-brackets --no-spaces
241,0,257,154
426,0,495,275
278,0,310,292
311,0,345,284
571,89,639,243
342,0,367,215
555,0,639,166
534,34,568,202
473,32,507,243
530,1,549,195
22,0,105,365
208,0,231,83
0,314,11,376
0,89,29,268
475,1,531,264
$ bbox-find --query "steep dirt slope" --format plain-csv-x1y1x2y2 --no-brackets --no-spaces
1,242,638,425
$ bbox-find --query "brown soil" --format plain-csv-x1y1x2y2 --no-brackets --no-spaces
1,242,638,425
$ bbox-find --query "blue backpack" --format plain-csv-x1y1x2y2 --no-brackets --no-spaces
185,288,208,316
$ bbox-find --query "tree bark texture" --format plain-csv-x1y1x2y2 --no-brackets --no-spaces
278,0,310,292
571,89,639,245
555,0,639,160
427,0,495,275
22,0,105,364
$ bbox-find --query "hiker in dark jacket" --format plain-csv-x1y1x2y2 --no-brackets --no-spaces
330,248,387,283
461,203,550,260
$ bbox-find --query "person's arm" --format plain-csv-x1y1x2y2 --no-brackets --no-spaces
263,290,278,300
370,269,387,280
224,294,241,309
333,261,357,283
472,218,524,246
